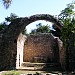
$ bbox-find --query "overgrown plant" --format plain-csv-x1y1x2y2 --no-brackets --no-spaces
58,2,75,71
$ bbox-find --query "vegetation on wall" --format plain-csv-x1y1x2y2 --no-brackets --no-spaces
0,13,18,31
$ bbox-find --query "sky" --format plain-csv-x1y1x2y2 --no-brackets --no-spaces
0,0,74,33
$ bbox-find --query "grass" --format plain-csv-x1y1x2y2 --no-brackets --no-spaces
1,70,20,75
1,70,74,75
1,70,47,75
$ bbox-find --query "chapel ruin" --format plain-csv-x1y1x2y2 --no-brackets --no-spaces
0,14,66,71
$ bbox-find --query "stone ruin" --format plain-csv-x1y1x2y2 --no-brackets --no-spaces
0,14,66,71
16,32,66,71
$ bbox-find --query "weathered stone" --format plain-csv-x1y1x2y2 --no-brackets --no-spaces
24,33,57,62
0,14,65,71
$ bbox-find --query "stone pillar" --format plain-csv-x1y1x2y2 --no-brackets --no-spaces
57,37,66,70
16,33,27,69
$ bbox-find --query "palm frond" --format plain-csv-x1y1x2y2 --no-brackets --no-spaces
3,0,12,9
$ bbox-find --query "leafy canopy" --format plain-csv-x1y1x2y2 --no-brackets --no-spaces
58,2,75,41
0,13,18,31
30,23,51,34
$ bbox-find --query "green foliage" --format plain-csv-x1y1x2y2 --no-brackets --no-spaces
58,2,75,70
0,13,18,31
2,70,20,75
2,0,12,9
58,2,75,20
5,13,18,22
30,23,51,34
58,2,75,46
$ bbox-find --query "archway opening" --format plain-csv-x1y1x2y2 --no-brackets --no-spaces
16,19,62,69
26,20,54,34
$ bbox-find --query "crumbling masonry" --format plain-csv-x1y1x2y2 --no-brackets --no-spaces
0,14,66,71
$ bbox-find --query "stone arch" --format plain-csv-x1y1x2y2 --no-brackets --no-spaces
0,14,65,71
9,14,63,37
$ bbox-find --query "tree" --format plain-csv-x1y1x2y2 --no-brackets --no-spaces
58,2,75,71
30,23,51,34
5,13,18,22
2,0,12,9
0,13,18,31
58,2,75,49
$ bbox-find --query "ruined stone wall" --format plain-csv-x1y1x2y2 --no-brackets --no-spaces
0,30,17,70
0,14,64,71
56,38,66,70
24,33,59,63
